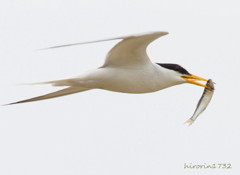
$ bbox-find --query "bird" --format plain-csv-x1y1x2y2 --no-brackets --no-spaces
7,31,208,105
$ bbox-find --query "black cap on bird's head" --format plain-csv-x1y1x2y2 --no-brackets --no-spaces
157,63,208,88
157,63,190,75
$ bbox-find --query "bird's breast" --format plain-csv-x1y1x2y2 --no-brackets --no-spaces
86,65,174,93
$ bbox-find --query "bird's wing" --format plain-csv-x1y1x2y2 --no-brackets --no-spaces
40,36,124,50
102,31,168,67
41,31,168,66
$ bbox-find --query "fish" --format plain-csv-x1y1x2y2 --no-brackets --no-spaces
185,79,215,126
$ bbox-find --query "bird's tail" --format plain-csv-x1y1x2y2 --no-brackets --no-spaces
5,87,89,105
26,78,78,87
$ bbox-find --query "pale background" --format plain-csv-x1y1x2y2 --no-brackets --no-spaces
0,0,239,175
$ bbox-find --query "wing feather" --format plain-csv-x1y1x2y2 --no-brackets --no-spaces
40,31,168,67
103,31,168,67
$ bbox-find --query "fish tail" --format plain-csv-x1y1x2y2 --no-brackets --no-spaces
184,119,194,126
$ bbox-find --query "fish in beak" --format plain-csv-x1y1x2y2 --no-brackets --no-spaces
181,74,208,88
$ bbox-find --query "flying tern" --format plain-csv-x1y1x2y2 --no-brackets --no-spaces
8,31,208,105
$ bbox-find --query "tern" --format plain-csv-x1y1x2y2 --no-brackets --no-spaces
8,31,208,105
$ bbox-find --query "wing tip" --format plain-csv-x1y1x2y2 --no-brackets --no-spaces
3,102,19,106
36,31,169,50
3,99,34,106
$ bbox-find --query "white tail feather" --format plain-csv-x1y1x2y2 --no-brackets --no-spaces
5,87,89,105
20,78,78,87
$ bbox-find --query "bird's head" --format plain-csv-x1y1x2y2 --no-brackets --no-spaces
157,63,208,88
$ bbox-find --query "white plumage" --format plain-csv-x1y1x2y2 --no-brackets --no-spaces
8,31,208,105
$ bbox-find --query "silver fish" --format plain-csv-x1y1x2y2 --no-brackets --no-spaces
185,79,215,126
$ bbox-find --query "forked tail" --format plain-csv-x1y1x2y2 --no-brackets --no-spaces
5,87,89,105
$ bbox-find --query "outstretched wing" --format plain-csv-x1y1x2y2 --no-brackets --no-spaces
102,31,168,67
41,31,168,67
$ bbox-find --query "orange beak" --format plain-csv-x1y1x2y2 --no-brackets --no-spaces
181,74,208,88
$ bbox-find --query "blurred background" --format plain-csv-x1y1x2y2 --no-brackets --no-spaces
0,0,239,175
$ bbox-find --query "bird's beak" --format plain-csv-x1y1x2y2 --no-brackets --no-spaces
181,74,208,88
